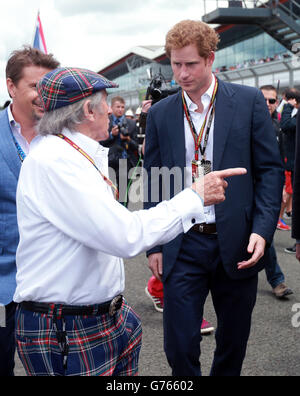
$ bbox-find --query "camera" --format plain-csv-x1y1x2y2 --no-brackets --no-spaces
116,119,129,136
146,74,179,105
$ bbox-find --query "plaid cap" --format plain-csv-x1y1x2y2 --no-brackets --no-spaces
37,67,118,112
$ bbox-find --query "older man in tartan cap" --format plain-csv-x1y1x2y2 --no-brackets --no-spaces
12,67,244,376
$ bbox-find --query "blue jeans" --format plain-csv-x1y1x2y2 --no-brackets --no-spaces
0,302,16,376
264,242,285,289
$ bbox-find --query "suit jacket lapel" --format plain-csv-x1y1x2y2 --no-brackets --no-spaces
0,110,21,180
213,79,237,171
166,83,237,172
167,91,186,170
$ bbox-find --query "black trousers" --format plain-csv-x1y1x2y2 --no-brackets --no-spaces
0,302,16,376
163,231,258,376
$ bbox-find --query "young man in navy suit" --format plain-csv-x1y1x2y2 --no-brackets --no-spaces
144,20,284,376
292,112,300,261
0,47,59,376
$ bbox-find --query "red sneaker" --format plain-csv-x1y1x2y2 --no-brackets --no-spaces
201,318,214,335
145,286,164,313
277,219,291,231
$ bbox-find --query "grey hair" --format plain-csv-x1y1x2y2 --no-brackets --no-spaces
37,91,104,136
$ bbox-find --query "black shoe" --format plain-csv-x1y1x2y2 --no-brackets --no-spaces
284,244,296,254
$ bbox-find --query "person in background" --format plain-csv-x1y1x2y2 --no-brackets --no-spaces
277,89,297,226
260,85,293,298
0,46,59,376
135,106,142,121
263,87,291,232
102,96,139,205
292,111,300,261
125,108,135,120
280,89,300,254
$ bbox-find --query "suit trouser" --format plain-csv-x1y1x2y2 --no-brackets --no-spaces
0,302,16,376
163,231,258,376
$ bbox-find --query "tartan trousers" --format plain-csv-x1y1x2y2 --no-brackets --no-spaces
15,299,142,376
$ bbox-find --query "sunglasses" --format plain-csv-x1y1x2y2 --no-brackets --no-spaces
265,98,277,104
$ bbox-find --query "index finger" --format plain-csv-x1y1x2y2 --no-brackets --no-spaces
216,168,247,179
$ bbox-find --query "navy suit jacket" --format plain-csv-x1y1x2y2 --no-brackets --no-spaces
292,111,300,240
0,109,21,304
144,79,284,281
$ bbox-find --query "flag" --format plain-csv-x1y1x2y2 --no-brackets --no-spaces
33,12,47,54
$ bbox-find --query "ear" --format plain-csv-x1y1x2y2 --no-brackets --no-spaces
206,51,215,67
6,78,16,99
83,99,95,122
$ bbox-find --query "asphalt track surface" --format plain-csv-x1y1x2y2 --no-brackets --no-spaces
8,202,300,377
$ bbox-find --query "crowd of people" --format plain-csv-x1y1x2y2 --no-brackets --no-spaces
0,19,299,377
214,52,292,74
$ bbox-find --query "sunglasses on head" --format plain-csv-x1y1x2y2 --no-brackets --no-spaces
265,98,277,104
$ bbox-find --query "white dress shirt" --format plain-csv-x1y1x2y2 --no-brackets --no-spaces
7,105,30,156
14,129,205,305
184,74,216,224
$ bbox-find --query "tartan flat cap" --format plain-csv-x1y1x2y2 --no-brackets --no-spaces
37,67,118,112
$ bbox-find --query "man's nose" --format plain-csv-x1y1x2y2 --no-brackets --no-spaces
179,66,189,79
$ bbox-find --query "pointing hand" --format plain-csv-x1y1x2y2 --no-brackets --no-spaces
192,168,247,206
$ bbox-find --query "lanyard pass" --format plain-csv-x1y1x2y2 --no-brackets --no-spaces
192,159,212,182
183,77,218,168
56,134,119,201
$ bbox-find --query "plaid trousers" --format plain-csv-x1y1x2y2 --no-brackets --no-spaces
15,299,142,376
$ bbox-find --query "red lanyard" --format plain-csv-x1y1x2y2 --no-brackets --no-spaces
182,78,218,161
56,133,119,200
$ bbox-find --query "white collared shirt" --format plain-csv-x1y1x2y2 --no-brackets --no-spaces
14,129,205,305
7,105,30,155
184,74,216,224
